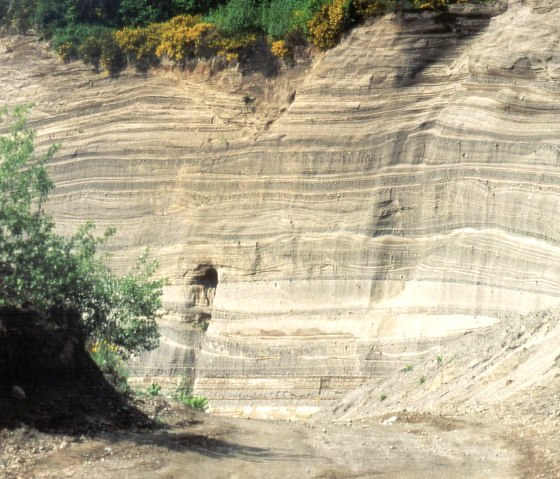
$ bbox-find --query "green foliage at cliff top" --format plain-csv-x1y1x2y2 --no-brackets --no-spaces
0,0,488,41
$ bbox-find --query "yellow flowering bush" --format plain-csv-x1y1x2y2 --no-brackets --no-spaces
115,24,163,72
56,42,75,62
156,15,217,63
271,39,290,59
109,15,260,69
210,32,258,61
308,0,350,51
411,0,449,9
88,340,120,354
351,0,387,20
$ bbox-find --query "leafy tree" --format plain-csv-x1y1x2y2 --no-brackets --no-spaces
33,0,72,37
0,105,164,358
171,0,226,16
0,0,9,23
70,0,120,26
0,0,36,32
119,0,161,27
207,0,260,34
117,0,219,27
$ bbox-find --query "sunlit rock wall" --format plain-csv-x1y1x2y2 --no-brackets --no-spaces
3,0,560,417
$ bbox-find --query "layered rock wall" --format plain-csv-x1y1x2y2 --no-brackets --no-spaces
3,0,560,417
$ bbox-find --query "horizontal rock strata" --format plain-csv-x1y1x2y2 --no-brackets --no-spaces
3,0,560,417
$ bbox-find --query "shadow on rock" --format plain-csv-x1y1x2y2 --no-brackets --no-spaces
394,6,502,88
0,306,152,433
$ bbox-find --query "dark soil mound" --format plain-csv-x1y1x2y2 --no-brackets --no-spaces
0,307,150,432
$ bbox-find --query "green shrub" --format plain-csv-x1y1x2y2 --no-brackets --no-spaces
173,383,209,411
147,381,162,396
259,0,299,38
79,36,104,71
3,0,485,74
206,0,259,34
183,395,209,411
118,0,227,25
259,0,328,38
51,24,114,62
0,105,165,360
52,26,126,77
100,33,127,76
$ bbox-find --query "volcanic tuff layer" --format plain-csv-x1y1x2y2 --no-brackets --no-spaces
2,0,560,416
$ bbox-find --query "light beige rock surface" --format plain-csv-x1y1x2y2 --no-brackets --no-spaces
2,0,560,416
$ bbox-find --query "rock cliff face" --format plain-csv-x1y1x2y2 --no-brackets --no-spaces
2,0,560,417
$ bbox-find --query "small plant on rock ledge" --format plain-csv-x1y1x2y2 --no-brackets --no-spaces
172,381,209,412
147,381,162,396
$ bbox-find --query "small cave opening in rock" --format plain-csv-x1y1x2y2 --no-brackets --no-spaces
193,266,218,290
188,264,218,311
188,265,218,331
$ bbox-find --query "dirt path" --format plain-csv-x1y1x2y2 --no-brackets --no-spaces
21,412,521,479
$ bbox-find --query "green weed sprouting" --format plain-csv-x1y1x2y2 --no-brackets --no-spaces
147,382,162,396
172,381,209,412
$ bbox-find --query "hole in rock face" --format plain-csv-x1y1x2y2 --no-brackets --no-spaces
193,266,218,290
189,265,218,308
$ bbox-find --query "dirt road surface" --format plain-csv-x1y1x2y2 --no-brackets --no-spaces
3,411,528,479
